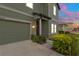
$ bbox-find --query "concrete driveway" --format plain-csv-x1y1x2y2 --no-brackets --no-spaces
0,40,63,56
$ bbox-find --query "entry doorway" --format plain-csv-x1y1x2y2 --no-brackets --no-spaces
36,19,49,37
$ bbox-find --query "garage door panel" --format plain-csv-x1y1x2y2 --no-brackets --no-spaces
0,20,30,45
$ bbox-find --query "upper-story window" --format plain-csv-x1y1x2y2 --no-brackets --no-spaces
53,5,56,16
26,3,33,9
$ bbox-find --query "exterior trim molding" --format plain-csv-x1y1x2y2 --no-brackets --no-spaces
0,5,33,17
0,16,32,24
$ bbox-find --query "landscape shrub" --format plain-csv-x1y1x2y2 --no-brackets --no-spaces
31,35,46,44
31,35,39,42
58,31,65,34
51,34,72,55
70,34,79,55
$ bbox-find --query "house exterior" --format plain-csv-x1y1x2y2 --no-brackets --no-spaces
0,3,60,45
48,3,60,35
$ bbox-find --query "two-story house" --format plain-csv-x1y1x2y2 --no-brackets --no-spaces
0,3,60,44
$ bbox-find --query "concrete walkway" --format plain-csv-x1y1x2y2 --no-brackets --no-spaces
0,40,63,56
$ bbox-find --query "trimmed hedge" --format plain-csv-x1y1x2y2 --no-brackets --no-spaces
50,34,79,55
70,34,79,56
52,34,72,55
31,35,46,44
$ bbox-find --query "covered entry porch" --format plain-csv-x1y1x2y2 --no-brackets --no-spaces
32,12,51,37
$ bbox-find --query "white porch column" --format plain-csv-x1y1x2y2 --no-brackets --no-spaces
39,19,42,35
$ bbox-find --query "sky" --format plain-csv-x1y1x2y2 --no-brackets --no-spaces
59,3,79,23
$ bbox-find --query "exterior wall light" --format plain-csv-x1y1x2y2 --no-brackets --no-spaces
32,25,35,29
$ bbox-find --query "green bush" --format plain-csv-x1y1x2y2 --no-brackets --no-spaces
31,35,46,44
38,36,46,43
51,34,72,55
31,35,39,42
70,34,79,56
49,34,79,55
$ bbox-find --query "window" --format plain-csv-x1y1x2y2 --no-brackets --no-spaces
51,24,57,34
26,3,33,9
51,24,54,34
53,5,56,16
54,24,57,33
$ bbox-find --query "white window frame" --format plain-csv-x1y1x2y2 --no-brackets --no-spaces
26,3,33,9
53,5,56,16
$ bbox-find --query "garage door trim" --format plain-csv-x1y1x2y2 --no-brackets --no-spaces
0,16,32,24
